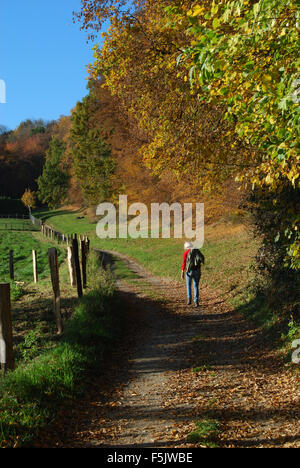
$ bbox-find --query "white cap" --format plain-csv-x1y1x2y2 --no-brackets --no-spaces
184,242,193,250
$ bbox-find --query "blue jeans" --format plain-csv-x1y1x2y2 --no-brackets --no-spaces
186,270,201,303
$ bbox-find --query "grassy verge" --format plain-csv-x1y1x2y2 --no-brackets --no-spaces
12,257,78,366
0,252,123,448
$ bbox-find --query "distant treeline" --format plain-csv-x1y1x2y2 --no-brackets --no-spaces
0,119,55,198
0,197,28,215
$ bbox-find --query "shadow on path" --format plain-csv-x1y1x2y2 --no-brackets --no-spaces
35,250,300,448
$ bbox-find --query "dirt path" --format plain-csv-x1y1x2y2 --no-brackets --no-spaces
38,251,299,448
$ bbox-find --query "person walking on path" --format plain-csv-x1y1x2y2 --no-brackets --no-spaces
181,242,205,307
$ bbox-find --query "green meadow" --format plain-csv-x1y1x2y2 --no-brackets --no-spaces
34,208,258,308
0,228,66,286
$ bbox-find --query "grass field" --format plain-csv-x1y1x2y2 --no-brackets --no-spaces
34,208,259,309
0,229,66,286
0,218,38,232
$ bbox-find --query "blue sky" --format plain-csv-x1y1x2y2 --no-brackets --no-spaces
0,0,103,130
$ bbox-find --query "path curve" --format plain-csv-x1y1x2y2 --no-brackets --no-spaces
38,250,300,448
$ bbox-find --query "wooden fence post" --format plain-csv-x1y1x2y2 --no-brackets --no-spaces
81,239,87,289
9,250,14,280
67,246,77,288
86,237,90,254
0,283,14,372
72,237,82,298
32,250,38,283
48,248,63,334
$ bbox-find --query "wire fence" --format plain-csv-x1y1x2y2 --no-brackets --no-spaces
0,214,29,219
0,217,39,232
0,222,38,232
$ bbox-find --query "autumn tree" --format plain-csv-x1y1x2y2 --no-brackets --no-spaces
0,120,54,198
70,90,115,205
170,0,300,306
21,189,36,214
0,125,9,135
37,138,69,208
74,0,256,199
